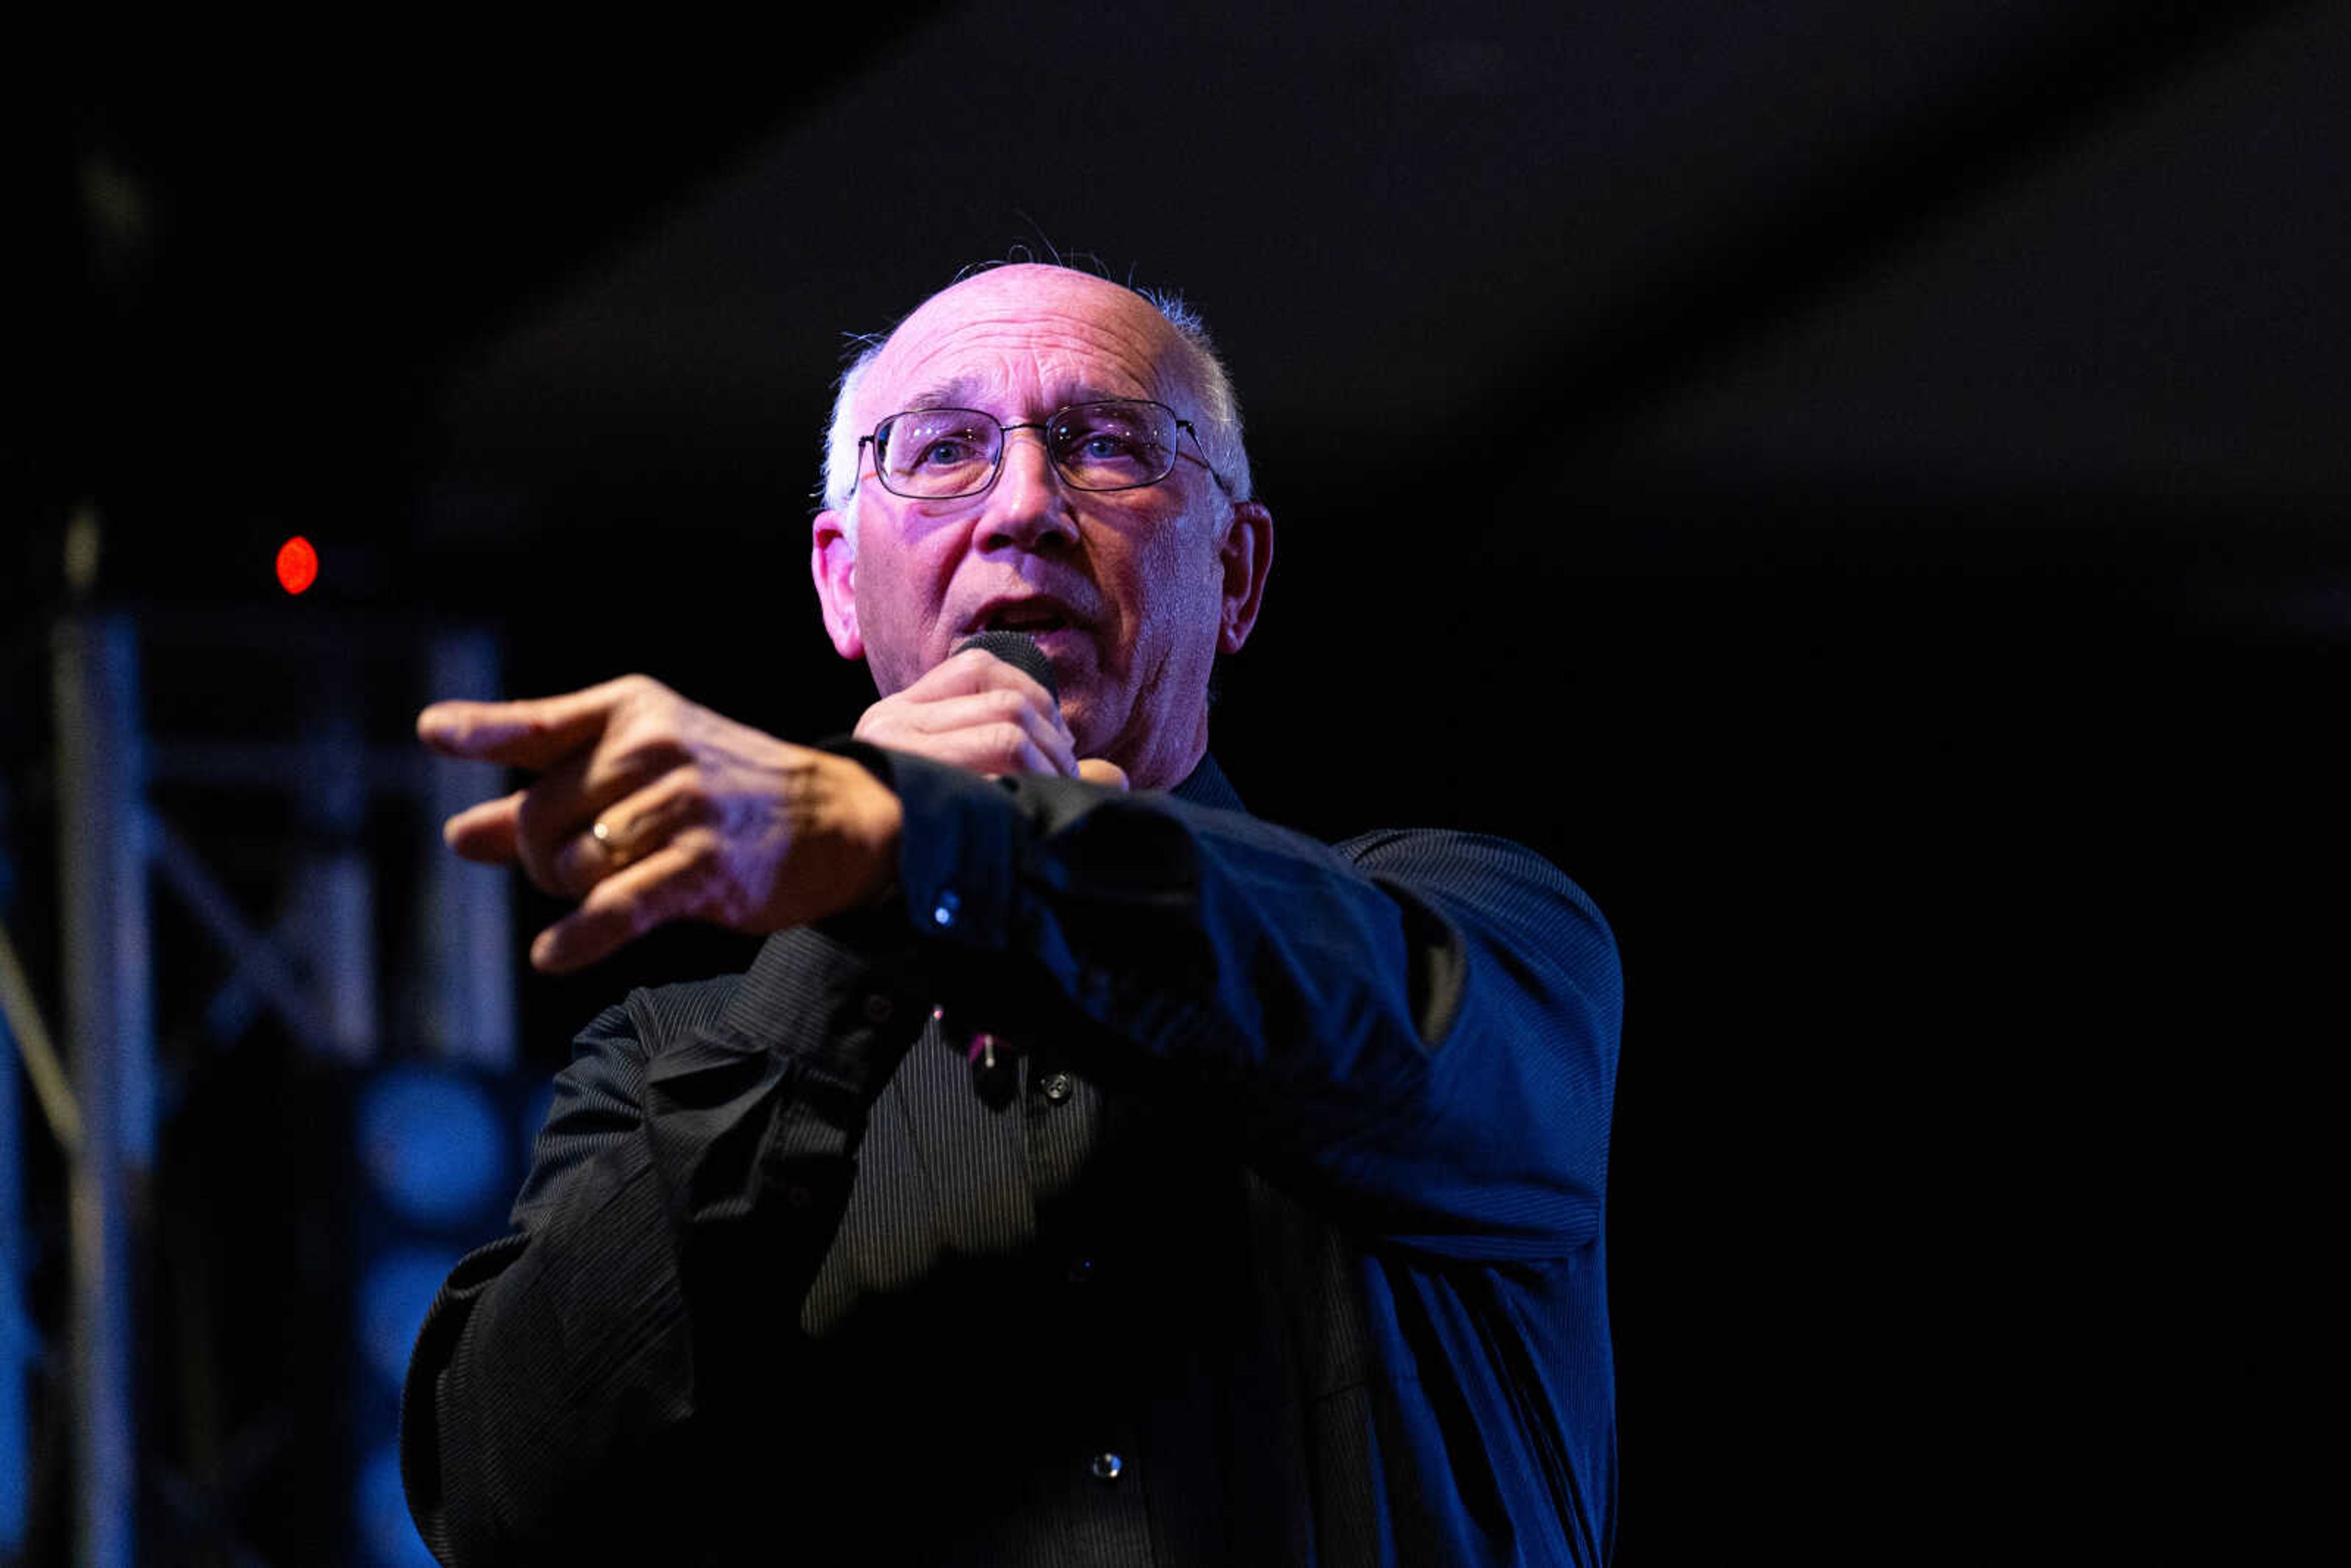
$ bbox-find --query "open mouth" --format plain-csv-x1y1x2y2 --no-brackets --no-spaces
978,602,1078,637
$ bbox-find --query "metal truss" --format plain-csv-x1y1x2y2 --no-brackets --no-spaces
18,612,514,1567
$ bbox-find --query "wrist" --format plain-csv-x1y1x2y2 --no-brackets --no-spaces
822,748,904,913
852,782,904,911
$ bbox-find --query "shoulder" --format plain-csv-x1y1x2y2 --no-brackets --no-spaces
1335,827,1608,921
1335,827,1620,1006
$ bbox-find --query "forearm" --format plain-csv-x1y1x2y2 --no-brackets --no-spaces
874,751,1624,1259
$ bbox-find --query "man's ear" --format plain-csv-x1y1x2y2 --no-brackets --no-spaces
1216,500,1274,654
811,509,864,661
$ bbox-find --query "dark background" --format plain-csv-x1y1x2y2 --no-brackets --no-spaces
4,2,2336,1559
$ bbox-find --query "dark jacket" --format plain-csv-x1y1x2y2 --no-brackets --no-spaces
402,750,1622,1565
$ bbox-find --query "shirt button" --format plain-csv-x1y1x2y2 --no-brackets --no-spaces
862,994,894,1024
1040,1072,1073,1103
1088,1452,1123,1482
931,888,960,928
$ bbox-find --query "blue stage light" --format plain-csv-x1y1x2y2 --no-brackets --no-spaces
357,1065,504,1227
358,1244,462,1389
356,1439,440,1567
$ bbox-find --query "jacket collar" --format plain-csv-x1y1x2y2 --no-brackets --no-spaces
1169,752,1245,814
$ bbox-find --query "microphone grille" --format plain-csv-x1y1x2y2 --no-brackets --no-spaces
953,631,1059,701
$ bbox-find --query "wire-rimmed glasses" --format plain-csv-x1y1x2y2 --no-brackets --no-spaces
858,399,1231,500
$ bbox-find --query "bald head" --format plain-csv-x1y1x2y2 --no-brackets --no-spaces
822,264,1253,538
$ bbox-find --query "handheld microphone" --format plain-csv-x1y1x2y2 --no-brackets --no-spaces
952,630,1059,701
943,629,1060,1097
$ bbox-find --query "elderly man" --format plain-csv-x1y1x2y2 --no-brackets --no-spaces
400,264,1622,1566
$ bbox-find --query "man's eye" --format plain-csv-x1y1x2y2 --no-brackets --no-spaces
1076,434,1138,460
918,439,976,466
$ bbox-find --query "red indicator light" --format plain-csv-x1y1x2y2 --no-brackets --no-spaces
276,536,318,595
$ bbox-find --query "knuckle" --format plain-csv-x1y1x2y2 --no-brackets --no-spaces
639,769,694,820
669,776,718,822
679,784,724,828
618,675,684,726
614,733,691,778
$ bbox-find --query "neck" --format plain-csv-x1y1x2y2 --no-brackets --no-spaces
1112,708,1210,793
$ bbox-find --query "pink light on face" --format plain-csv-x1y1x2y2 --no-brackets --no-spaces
276,536,318,595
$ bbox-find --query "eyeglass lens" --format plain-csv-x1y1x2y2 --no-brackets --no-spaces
877,401,1179,497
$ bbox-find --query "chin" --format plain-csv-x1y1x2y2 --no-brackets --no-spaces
1060,690,1121,762
1063,703,1105,758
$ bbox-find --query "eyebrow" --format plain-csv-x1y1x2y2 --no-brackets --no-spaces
902,376,989,413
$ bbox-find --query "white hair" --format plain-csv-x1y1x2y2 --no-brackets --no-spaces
818,269,1254,547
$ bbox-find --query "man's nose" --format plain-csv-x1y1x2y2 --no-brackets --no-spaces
977,430,1079,552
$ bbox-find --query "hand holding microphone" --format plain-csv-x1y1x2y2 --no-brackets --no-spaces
852,632,1128,790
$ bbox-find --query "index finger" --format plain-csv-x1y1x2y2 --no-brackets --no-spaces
416,677,643,769
902,646,1059,708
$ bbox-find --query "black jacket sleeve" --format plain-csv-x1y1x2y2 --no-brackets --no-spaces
879,751,1622,1262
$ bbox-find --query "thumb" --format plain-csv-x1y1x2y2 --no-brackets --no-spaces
1076,758,1130,791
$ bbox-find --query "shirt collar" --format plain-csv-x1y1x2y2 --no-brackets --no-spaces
1169,751,1245,814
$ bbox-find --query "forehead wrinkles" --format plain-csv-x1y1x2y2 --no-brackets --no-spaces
863,295,1183,422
